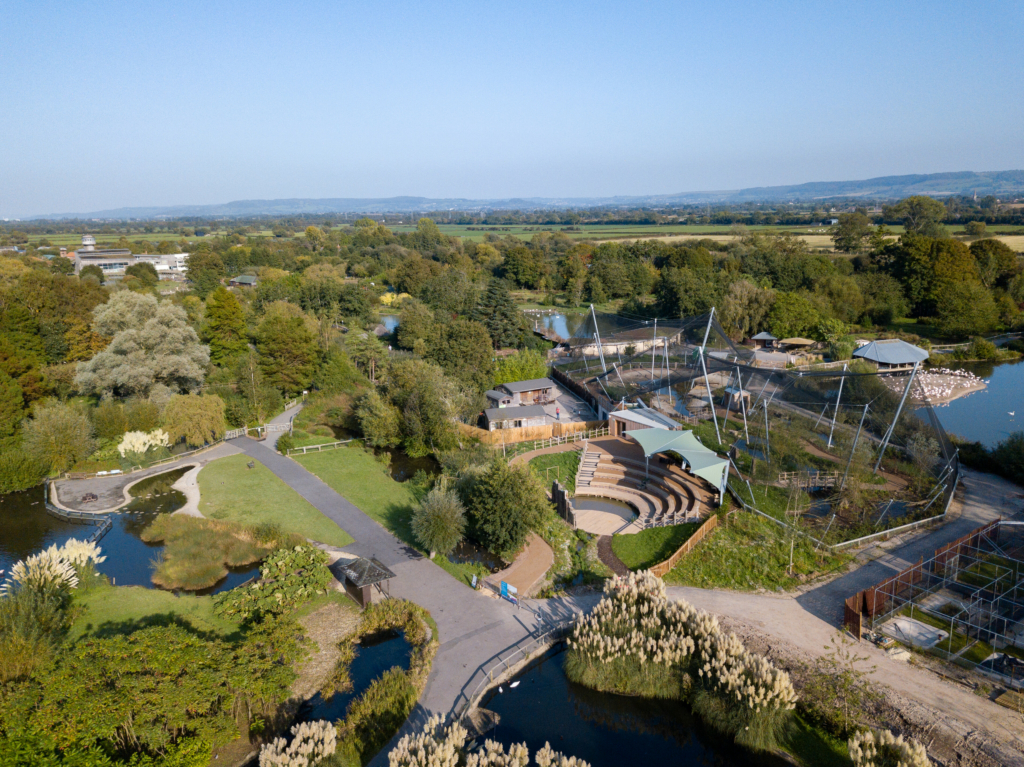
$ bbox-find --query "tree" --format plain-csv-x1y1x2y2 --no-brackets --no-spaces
256,315,317,395
720,280,775,338
313,349,365,395
494,349,549,387
964,220,987,239
202,287,248,365
234,349,280,424
396,300,436,351
411,487,466,558
125,261,159,286
830,213,873,252
427,318,494,392
473,280,522,350
23,401,96,474
935,281,999,338
558,252,587,307
91,400,131,441
304,225,326,251
48,256,74,275
385,359,473,456
767,293,820,338
886,195,947,237
75,297,210,397
346,332,388,384
463,458,548,558
856,273,909,325
162,394,225,447
185,245,226,298
353,390,402,447
970,238,1019,289
79,264,104,284
501,246,545,288
0,371,24,438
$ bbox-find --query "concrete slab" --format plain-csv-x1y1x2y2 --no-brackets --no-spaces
881,616,948,649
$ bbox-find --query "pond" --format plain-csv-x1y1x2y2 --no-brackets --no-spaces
478,649,787,767
571,496,637,519
523,311,583,340
921,358,1024,448
297,630,412,724
380,314,400,333
0,469,259,595
329,425,441,483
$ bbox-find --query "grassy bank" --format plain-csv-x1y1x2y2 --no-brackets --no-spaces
200,453,353,547
527,449,581,494
611,523,700,571
296,446,486,586
664,512,851,591
70,583,242,641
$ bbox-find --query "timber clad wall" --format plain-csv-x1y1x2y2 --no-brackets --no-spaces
649,515,718,577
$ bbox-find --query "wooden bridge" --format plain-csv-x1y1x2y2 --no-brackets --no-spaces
777,470,839,488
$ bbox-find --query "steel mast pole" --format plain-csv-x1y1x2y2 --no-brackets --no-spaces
841,404,869,491
874,361,920,473
827,363,848,449
699,309,721,444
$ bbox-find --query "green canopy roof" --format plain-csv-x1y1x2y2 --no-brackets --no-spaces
625,428,729,492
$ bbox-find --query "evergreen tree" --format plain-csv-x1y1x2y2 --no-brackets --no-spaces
427,318,494,392
256,315,317,395
472,279,520,349
203,287,248,365
185,245,226,298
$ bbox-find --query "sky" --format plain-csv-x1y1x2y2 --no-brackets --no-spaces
1,0,1023,218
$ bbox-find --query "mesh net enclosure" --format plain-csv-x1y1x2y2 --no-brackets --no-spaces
552,308,960,545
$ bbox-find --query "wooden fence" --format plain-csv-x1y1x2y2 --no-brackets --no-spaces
777,470,839,488
649,514,718,577
465,420,607,446
495,427,610,461
287,439,356,456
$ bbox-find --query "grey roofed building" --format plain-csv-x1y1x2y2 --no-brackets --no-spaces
499,378,555,393
751,332,777,340
482,404,548,431
485,389,512,407
229,274,258,286
853,338,929,370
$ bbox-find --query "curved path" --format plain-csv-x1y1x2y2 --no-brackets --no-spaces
229,422,1024,766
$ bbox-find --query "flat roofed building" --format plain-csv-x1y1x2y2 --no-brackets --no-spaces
482,404,547,431
485,389,513,408
497,377,556,406
609,407,681,436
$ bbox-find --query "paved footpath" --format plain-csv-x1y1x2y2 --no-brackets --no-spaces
228,434,594,766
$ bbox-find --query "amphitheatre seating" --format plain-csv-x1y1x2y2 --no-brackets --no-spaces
575,443,702,530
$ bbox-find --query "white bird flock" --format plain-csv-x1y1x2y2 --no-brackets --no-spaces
911,368,987,402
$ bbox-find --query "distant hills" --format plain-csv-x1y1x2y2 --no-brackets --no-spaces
30,170,1024,220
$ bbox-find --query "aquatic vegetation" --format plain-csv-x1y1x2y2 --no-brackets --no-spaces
259,719,337,767
848,729,930,767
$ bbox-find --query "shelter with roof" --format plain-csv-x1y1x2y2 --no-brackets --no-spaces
853,338,930,372
338,557,396,608
750,331,777,350
624,427,730,501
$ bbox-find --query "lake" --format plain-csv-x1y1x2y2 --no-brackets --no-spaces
478,649,787,767
524,311,583,340
924,358,1024,448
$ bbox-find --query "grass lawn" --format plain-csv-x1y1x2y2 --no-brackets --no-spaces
611,523,699,571
71,582,242,641
199,453,353,547
528,449,581,494
664,511,851,591
785,715,852,767
297,447,484,587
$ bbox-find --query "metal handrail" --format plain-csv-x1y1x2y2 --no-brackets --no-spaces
452,619,575,722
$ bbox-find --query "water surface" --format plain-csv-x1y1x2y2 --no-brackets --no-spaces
479,650,787,767
923,358,1024,448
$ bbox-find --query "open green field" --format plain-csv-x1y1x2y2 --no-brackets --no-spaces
199,453,353,547
528,450,581,495
71,583,242,641
296,447,488,587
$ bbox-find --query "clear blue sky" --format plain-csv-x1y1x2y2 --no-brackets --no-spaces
2,0,1022,218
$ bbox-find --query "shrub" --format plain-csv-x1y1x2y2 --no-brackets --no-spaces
276,432,295,454
565,571,796,752
0,584,73,682
213,546,332,621
259,719,337,767
411,487,466,558
117,428,170,457
848,729,930,767
0,445,46,493
22,400,96,475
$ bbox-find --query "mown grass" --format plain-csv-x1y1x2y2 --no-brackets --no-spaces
69,582,242,641
200,453,353,547
664,511,851,592
611,523,699,571
297,447,485,587
528,449,581,494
